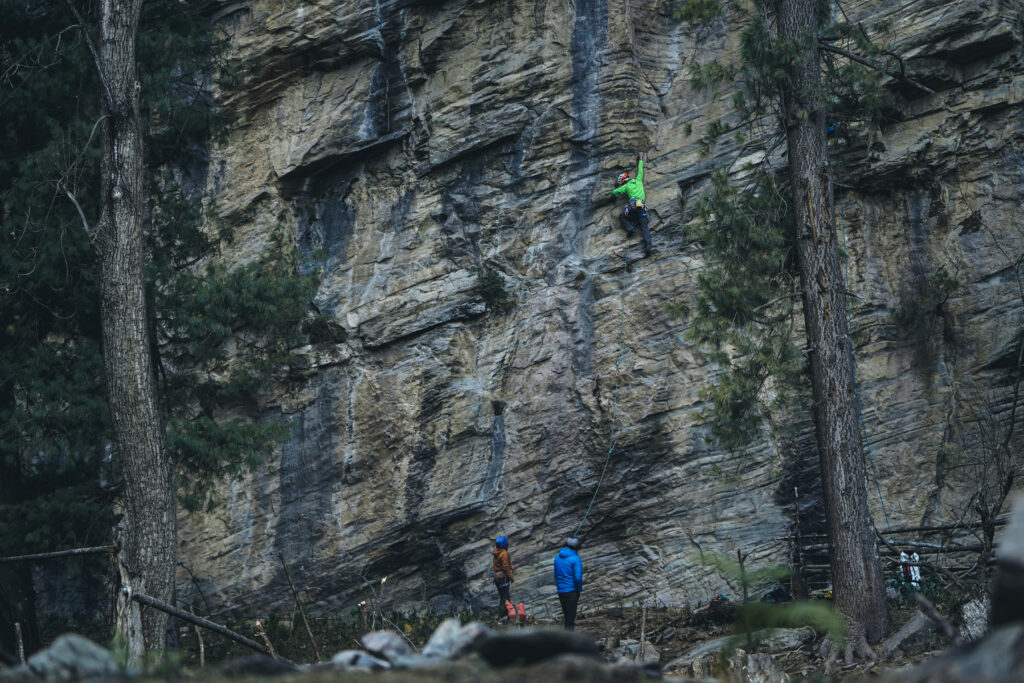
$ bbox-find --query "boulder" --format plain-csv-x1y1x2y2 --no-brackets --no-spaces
468,628,600,668
957,595,990,644
758,628,814,651
883,623,1024,682
421,620,492,660
733,652,790,683
664,635,732,677
992,493,1024,629
0,634,119,682
606,638,660,665
360,630,412,662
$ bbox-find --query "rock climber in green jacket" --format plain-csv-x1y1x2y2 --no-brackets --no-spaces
611,152,652,257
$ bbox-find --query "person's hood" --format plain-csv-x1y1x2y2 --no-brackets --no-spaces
493,547,504,556
558,547,577,558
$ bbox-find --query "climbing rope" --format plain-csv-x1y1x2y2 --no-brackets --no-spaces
836,176,892,532
573,252,631,536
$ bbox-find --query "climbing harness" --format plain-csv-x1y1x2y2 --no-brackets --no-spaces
573,251,632,536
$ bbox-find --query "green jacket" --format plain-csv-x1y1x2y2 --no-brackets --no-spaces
611,159,645,202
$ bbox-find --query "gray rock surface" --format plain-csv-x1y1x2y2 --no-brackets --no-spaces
957,595,990,643
734,652,790,683
360,630,412,662
0,634,119,682
884,623,1024,682
174,0,1024,620
992,493,1024,629
420,620,492,660
608,638,660,665
664,635,732,678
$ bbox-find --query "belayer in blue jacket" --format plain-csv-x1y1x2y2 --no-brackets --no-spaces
553,536,583,631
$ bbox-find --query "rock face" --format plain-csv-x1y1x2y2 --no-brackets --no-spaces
175,0,1024,619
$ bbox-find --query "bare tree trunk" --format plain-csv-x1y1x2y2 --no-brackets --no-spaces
775,0,890,650
94,0,177,657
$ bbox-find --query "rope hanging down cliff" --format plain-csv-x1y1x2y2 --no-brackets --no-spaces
574,253,633,536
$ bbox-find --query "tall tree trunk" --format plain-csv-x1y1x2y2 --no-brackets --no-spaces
95,0,177,657
775,0,890,650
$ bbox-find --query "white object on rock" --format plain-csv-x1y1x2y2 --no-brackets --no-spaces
328,649,390,671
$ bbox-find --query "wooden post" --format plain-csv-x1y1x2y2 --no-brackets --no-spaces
14,622,25,665
792,486,808,599
195,625,204,668
638,603,647,662
254,620,277,660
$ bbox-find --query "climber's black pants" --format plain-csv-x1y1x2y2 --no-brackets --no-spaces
494,576,511,617
558,590,580,631
620,206,651,251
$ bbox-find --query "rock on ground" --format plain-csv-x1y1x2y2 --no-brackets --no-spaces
0,634,119,682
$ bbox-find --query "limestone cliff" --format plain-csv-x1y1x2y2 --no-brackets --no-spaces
175,0,1024,620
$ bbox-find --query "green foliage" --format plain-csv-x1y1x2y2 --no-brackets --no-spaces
476,266,513,313
675,0,725,30
0,0,319,634
699,551,793,592
732,601,844,650
152,197,318,511
676,0,899,451
695,550,844,658
686,169,808,449
680,0,896,156
0,0,112,575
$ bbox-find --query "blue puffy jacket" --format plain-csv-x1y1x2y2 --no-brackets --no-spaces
553,547,582,594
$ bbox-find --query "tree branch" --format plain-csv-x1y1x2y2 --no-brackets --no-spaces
63,188,95,242
62,0,116,112
0,545,116,564
129,591,272,656
818,41,935,95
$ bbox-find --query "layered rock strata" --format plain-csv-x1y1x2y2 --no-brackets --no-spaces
174,0,1024,620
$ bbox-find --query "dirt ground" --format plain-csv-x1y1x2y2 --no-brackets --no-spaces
567,602,947,680
174,599,954,681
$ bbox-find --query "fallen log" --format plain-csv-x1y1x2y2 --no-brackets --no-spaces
0,545,116,564
129,591,270,656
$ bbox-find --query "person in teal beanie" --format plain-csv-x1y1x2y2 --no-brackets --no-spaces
553,536,583,631
611,152,652,257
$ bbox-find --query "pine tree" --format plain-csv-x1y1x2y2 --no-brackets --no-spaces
1,0,316,656
677,0,908,657
775,0,889,655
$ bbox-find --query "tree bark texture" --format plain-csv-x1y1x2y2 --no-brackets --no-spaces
774,0,890,646
95,0,177,655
